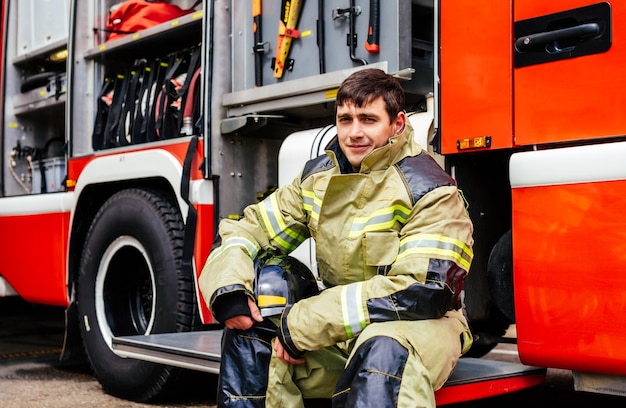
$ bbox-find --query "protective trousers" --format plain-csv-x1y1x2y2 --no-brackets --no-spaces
216,309,470,408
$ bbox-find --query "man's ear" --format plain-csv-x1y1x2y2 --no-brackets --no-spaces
393,111,407,135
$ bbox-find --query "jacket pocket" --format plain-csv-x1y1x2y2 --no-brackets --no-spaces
363,231,399,267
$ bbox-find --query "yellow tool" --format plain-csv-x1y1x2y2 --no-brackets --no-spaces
273,0,305,78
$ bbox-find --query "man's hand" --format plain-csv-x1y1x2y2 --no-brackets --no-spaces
273,338,305,365
224,297,263,330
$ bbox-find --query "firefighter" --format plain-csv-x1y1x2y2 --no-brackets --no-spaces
199,68,474,407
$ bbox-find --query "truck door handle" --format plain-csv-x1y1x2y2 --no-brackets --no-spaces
514,3,611,68
515,23,600,54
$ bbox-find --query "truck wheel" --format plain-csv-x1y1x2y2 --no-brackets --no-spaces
77,188,196,402
488,230,515,323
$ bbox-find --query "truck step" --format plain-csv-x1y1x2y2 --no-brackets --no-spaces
112,330,546,405
113,330,223,374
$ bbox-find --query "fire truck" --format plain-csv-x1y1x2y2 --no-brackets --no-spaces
0,0,624,404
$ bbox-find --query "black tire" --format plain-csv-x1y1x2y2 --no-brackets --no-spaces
77,188,197,402
487,230,515,323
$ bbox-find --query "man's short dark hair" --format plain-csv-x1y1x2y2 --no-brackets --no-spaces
335,68,405,122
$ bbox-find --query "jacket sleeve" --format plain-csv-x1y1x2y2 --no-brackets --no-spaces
277,185,473,357
198,178,311,320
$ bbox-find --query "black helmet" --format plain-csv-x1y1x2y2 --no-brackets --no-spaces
254,254,319,317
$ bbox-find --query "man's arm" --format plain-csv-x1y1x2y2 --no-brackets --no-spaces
199,179,310,324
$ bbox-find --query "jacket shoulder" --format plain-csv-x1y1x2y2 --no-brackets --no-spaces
396,152,456,205
301,155,335,182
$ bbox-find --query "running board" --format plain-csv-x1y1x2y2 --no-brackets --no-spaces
113,330,223,374
112,330,546,405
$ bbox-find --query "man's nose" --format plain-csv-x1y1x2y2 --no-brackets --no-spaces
349,121,365,137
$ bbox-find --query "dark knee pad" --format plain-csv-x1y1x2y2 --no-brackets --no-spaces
218,325,274,407
333,336,408,408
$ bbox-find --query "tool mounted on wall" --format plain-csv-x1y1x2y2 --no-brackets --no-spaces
333,0,367,65
317,0,326,74
273,0,305,78
252,0,266,86
364,0,380,53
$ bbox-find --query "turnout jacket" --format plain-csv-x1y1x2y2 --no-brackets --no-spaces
199,121,474,358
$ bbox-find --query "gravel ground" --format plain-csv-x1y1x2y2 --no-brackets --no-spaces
0,359,217,408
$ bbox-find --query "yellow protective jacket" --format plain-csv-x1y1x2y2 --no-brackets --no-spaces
199,121,474,358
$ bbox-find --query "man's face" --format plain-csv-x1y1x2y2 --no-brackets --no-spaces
336,96,405,171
